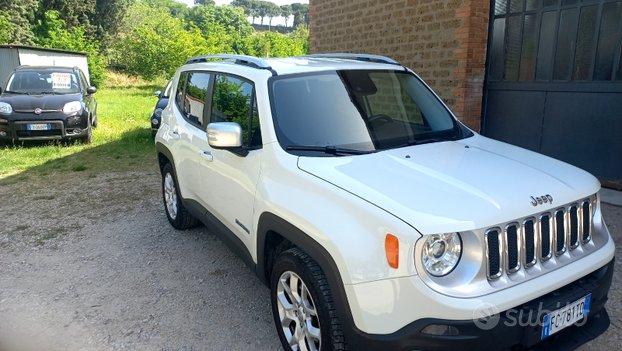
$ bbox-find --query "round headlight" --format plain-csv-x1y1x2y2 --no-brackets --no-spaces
421,233,462,277
63,101,83,115
0,102,12,115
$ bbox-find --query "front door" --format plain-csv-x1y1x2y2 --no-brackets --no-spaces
194,73,263,251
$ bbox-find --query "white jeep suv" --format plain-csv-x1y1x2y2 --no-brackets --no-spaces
155,53,615,351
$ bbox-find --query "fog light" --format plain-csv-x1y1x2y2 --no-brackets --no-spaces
421,324,459,336
74,128,82,134
151,118,159,125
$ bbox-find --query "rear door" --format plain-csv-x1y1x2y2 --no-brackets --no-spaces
170,71,213,201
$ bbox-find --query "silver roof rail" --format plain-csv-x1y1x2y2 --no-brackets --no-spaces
186,54,276,74
306,53,400,65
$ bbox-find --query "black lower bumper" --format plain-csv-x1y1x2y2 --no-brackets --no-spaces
349,259,614,351
0,114,89,141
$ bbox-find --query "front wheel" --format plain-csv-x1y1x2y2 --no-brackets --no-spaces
271,248,348,351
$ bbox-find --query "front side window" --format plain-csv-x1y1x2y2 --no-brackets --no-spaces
6,70,81,94
211,74,261,148
270,70,467,155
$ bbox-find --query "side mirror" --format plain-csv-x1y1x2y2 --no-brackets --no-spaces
87,86,97,94
0,87,3,94
154,90,162,97
207,122,242,149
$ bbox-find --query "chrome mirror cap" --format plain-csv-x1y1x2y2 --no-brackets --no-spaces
207,122,243,148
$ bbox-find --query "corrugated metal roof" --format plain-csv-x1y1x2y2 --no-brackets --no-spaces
0,45,87,56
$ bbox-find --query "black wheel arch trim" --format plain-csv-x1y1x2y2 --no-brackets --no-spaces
256,212,364,347
156,141,175,173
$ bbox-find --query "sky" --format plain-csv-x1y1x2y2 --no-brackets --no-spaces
175,0,307,26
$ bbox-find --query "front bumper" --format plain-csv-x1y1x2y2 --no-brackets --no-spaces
0,112,89,141
347,258,613,351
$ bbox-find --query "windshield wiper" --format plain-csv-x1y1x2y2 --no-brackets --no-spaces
286,145,373,155
408,132,461,146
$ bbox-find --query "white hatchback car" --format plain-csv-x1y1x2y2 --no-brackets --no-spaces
155,54,615,351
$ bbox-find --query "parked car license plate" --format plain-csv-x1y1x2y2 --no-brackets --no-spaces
541,294,591,339
27,123,51,131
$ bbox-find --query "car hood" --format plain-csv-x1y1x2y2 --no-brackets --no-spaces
0,92,82,111
297,134,600,234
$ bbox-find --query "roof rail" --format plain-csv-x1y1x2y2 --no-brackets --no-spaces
306,53,400,65
186,54,276,74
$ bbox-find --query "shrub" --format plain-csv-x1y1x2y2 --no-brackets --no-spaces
34,10,107,86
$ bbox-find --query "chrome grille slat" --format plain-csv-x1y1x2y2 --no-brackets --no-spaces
523,218,536,267
554,209,566,255
540,213,552,261
505,224,520,273
486,196,595,280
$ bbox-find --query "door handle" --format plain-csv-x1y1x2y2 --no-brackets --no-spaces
168,129,180,140
199,150,214,162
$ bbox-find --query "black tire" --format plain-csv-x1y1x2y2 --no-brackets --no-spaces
271,247,348,351
80,126,92,144
161,163,199,230
92,114,98,128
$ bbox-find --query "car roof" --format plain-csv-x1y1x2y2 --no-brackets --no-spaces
183,56,404,77
15,66,77,73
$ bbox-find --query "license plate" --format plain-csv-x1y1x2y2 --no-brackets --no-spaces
27,124,51,131
541,294,591,339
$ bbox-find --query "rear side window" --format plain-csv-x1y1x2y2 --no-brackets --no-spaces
211,74,261,148
182,72,211,127
175,73,188,113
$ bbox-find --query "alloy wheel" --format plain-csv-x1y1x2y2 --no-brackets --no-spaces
276,271,321,351
164,172,178,219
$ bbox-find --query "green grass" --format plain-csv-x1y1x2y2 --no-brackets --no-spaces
0,81,162,180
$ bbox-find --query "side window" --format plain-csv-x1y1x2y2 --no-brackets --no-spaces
183,72,211,128
211,75,262,148
175,72,188,114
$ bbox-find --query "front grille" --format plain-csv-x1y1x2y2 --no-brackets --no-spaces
486,196,595,280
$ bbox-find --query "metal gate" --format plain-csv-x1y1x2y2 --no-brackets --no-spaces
482,0,622,188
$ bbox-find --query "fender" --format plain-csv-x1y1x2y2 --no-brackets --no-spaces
155,141,175,173
256,212,360,344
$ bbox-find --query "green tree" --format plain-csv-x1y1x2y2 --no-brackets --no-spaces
92,0,132,46
37,0,96,30
194,0,215,5
291,3,308,28
112,3,210,80
0,0,38,44
265,2,281,30
280,5,292,28
33,10,107,86
0,12,17,44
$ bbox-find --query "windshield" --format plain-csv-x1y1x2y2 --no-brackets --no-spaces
270,70,468,155
6,70,81,94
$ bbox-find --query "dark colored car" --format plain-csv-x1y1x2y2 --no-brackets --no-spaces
150,80,172,136
0,66,98,143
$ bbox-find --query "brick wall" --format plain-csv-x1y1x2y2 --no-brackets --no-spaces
309,0,490,130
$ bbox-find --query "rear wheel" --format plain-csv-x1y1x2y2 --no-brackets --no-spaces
271,248,348,351
161,163,198,229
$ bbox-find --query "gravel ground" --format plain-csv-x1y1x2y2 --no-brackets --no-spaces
0,169,620,351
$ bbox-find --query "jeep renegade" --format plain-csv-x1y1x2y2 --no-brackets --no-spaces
154,54,615,351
